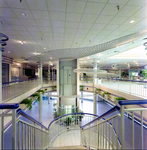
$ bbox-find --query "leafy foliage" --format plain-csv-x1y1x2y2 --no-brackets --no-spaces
142,69,147,79
52,86,57,90
21,98,32,110
31,92,40,102
37,89,45,94
95,88,101,95
79,85,84,91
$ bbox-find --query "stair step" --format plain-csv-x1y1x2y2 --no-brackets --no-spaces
48,145,88,149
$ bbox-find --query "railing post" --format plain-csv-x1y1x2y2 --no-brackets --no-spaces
121,105,125,149
12,109,17,149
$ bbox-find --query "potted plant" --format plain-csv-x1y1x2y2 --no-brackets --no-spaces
95,88,101,95
64,117,72,126
102,92,111,100
20,98,32,110
52,86,57,91
142,69,147,88
114,97,125,104
78,110,84,121
79,85,84,91
31,92,40,102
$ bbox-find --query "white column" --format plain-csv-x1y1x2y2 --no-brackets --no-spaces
48,64,50,81
39,93,42,123
0,21,2,149
39,59,43,87
77,59,80,111
56,61,59,108
93,59,97,115
128,68,130,80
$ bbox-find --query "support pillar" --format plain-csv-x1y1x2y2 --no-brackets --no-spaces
93,59,97,115
0,21,2,149
39,93,42,123
39,59,43,87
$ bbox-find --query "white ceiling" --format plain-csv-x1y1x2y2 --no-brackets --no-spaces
1,0,147,69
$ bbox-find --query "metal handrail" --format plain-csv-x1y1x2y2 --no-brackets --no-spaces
2,77,39,85
80,105,120,129
95,77,147,83
17,108,48,130
48,112,98,130
118,100,147,105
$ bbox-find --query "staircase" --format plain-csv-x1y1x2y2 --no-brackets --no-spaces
48,146,88,149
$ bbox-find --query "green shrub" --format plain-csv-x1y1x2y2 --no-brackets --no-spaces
95,88,101,95
37,89,44,94
79,85,84,91
21,98,32,110
31,92,40,102
102,92,110,98
52,86,57,90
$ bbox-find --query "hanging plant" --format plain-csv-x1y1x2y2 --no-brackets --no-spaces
31,92,40,102
37,89,45,94
52,86,57,90
21,98,32,110
102,92,111,100
114,97,125,104
95,88,101,95
79,85,84,91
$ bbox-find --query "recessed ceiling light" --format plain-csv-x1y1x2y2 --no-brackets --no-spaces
20,12,27,16
8,51,10,53
50,57,52,59
44,47,46,49
97,60,100,63
20,41,25,44
130,20,135,23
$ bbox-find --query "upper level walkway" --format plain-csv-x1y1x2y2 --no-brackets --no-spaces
2,78,56,104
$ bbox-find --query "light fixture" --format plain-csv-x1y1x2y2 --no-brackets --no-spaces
97,60,100,63
50,57,52,59
20,12,26,16
130,20,135,23
20,41,24,44
33,52,41,55
8,51,10,53
44,47,46,49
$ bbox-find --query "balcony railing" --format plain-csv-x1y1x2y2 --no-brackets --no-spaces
2,78,40,102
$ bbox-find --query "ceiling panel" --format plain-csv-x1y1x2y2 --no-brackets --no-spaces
47,0,66,12
117,5,142,17
12,9,33,19
65,21,79,28
66,13,82,22
95,15,114,24
31,10,49,20
26,0,48,10
67,1,86,13
49,12,65,21
81,14,98,23
36,20,51,27
20,18,37,26
84,2,105,15
4,0,28,9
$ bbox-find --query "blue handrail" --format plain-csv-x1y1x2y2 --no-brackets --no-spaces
48,112,98,130
17,108,48,130
118,100,147,105
0,103,19,109
2,77,39,85
80,105,120,129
